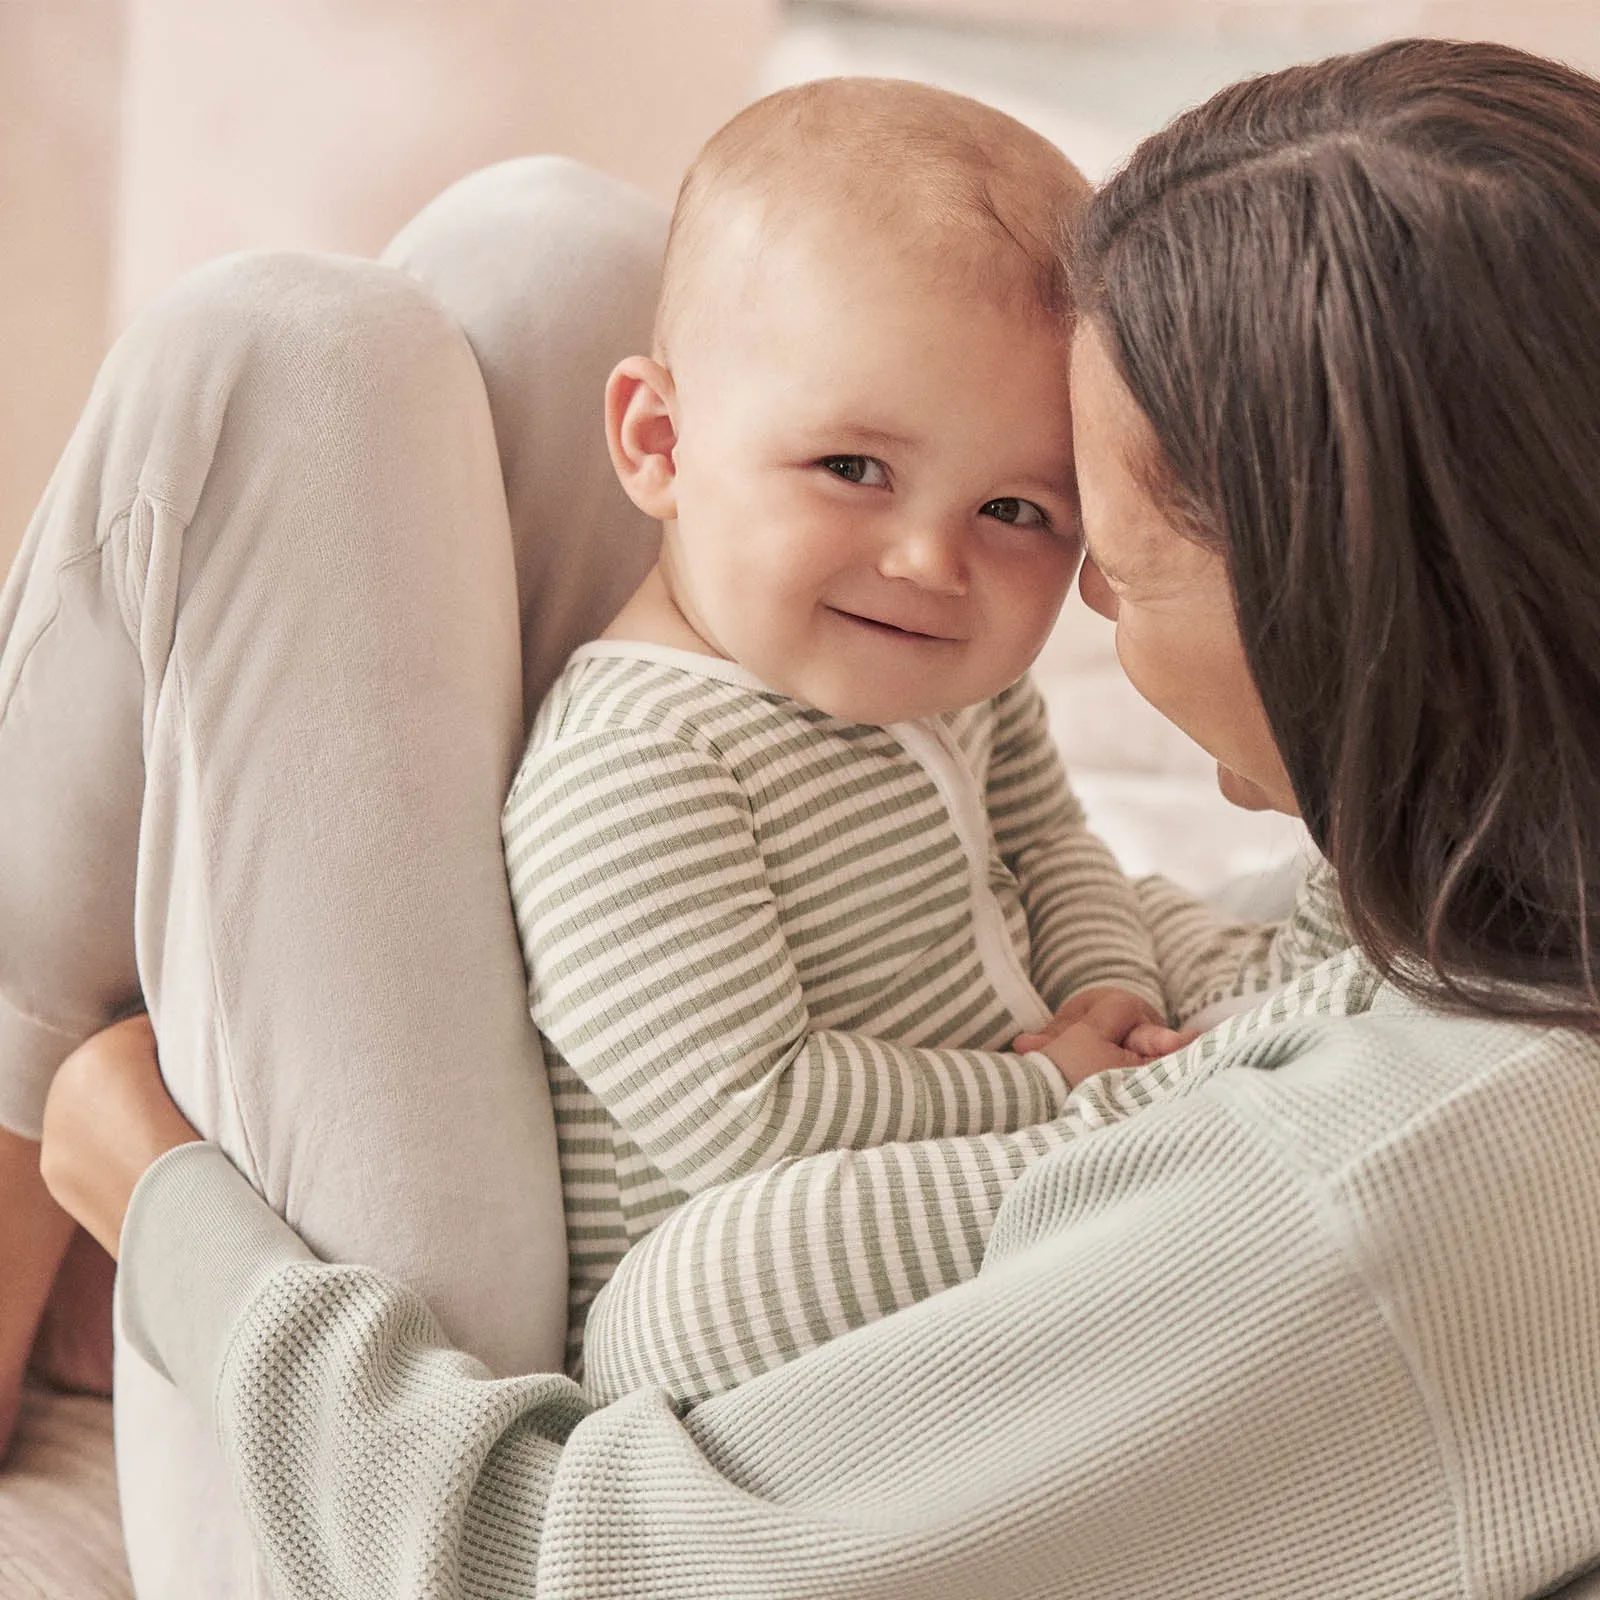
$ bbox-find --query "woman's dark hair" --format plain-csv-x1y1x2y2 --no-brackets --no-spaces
1076,38,1600,1028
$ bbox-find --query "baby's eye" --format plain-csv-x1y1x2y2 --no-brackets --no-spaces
820,455,888,488
980,497,1051,530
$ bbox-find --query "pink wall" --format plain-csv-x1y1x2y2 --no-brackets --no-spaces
111,0,778,325
1,0,777,580
0,2,123,582
6,0,1598,581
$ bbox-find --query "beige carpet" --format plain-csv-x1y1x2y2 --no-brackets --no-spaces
0,1384,129,1599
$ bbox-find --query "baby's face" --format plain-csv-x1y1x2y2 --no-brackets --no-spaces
661,235,1082,725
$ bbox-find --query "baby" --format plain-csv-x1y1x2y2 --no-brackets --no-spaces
502,77,1185,1374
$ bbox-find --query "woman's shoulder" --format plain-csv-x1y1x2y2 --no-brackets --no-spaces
1227,985,1599,1179
988,999,1600,1591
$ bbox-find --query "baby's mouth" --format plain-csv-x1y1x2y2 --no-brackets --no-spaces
829,606,957,642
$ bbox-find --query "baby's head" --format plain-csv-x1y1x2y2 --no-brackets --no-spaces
607,77,1091,724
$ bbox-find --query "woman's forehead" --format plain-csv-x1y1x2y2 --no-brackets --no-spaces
1071,333,1162,557
1069,323,1226,595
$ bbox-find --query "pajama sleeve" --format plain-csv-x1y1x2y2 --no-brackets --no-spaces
983,676,1165,1016
1137,853,1350,1025
581,947,1377,1403
501,725,1067,1195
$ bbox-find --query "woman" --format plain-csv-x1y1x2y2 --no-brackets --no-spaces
20,36,1600,1597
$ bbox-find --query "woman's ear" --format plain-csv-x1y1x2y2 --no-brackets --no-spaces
605,356,679,521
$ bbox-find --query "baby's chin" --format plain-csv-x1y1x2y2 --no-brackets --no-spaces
778,661,977,727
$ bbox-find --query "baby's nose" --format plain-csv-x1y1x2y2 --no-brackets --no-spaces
878,523,968,594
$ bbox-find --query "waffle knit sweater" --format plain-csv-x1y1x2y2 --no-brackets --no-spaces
118,951,1600,1599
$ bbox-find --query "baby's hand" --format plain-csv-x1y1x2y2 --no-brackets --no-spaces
1022,1021,1141,1087
1014,986,1197,1089
1014,985,1160,1054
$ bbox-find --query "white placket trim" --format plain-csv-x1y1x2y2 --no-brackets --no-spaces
887,718,1052,1034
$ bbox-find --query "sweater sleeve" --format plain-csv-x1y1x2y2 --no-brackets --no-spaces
502,725,1066,1194
983,677,1164,1016
1138,853,1350,1025
116,1078,1460,1600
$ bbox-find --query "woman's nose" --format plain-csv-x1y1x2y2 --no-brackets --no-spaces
878,523,968,595
1078,554,1118,620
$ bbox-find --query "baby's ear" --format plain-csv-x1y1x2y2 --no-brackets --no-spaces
605,356,678,520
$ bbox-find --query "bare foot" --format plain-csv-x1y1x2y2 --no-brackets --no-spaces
28,1227,115,1398
0,1124,78,1466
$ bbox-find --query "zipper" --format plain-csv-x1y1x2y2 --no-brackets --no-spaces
886,718,1051,1033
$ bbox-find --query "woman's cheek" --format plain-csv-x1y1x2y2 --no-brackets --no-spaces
1114,608,1227,757
1110,612,1170,717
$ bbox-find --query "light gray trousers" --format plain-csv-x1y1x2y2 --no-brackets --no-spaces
0,158,665,1598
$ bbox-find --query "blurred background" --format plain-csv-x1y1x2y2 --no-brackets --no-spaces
4,0,1598,881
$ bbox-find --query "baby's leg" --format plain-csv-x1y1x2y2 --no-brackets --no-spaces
0,161,664,1597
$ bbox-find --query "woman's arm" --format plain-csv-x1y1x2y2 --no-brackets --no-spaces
90,1024,1458,1600
582,945,1376,1405
38,1015,202,1259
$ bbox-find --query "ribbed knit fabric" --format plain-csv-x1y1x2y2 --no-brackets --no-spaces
1140,847,1348,1022
118,973,1600,1598
502,645,1165,1370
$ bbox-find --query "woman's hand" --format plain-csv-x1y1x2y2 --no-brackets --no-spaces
40,1015,200,1262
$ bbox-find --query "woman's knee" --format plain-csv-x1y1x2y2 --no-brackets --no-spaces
111,251,479,438
382,156,668,288
90,251,486,536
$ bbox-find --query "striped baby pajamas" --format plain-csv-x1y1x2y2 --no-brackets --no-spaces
502,641,1169,1372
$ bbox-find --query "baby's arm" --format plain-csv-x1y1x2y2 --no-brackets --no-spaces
1138,855,1348,1027
984,677,1166,1019
503,725,1071,1196
582,1032,1228,1405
